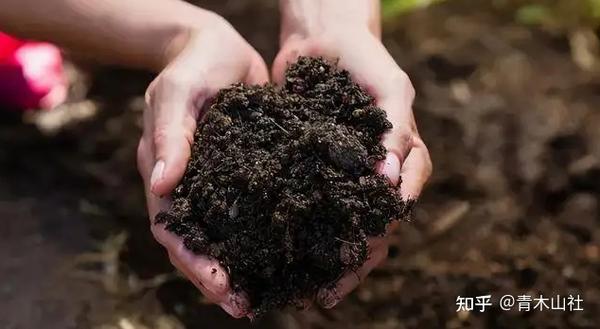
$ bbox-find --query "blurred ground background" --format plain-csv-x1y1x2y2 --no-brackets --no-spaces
1,0,599,328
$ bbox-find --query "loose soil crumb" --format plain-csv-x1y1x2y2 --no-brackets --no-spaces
156,57,411,315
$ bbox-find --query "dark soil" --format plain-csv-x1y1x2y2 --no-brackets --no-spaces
156,57,411,315
2,1,600,328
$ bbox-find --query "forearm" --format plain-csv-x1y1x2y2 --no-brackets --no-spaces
0,0,216,71
279,0,380,43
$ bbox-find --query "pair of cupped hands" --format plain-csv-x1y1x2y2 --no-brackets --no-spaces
137,12,432,318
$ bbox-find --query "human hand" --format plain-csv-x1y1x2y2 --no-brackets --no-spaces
273,0,432,309
136,11,268,318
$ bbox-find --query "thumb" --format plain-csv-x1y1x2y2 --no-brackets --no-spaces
377,89,431,200
272,38,308,85
146,72,205,197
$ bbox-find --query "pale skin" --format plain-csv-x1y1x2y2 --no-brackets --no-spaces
1,0,431,318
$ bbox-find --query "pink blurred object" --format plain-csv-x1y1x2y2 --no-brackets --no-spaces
0,32,67,110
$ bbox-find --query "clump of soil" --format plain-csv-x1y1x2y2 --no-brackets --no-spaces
156,57,412,315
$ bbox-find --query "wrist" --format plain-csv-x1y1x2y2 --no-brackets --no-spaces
279,0,380,44
157,9,222,70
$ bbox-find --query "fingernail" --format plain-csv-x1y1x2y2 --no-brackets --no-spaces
228,292,250,314
317,288,340,309
219,293,249,318
380,152,400,186
150,160,165,192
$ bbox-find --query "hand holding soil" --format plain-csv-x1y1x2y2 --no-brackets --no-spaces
273,0,432,309
156,57,419,316
22,0,431,317
140,0,432,319
136,12,269,318
3,0,599,327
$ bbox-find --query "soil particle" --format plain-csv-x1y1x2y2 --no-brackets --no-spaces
156,57,411,315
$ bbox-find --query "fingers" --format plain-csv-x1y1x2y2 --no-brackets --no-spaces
145,31,270,198
378,152,401,186
378,85,416,155
398,138,432,200
137,137,154,189
146,73,200,197
305,34,429,199
317,240,389,309
152,224,230,296
140,138,251,317
153,224,251,318
137,136,172,220
142,134,248,317
245,51,270,85
272,39,303,85
168,251,222,302
378,142,431,201
136,27,267,319
377,132,431,201
168,251,250,318
368,55,430,200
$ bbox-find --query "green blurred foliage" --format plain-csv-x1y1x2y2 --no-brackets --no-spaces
382,0,600,28
511,0,600,28
514,4,553,25
381,0,446,18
